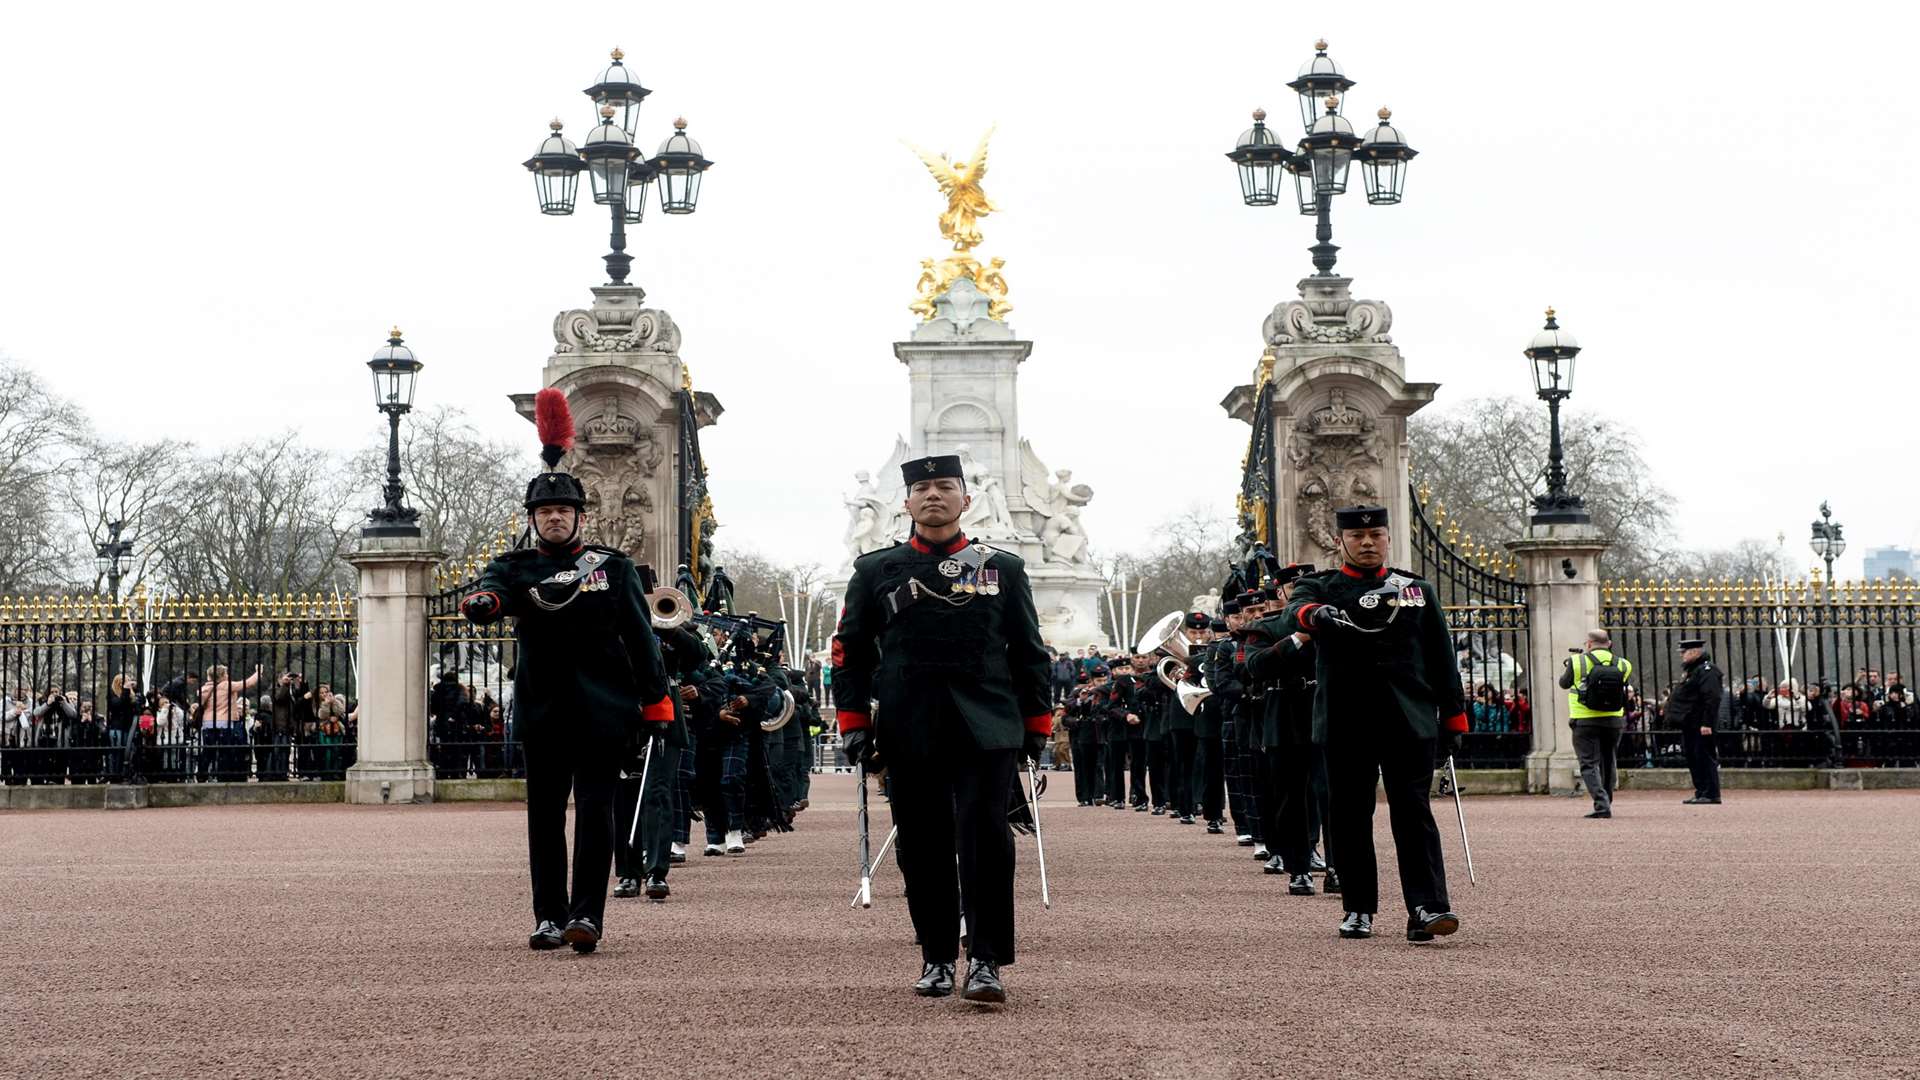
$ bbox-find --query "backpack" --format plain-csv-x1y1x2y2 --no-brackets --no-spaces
1577,654,1626,712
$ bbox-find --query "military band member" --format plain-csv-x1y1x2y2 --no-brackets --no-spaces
614,624,709,901
833,454,1053,1005
461,389,675,954
1246,563,1335,895
1194,617,1230,833
1282,505,1466,943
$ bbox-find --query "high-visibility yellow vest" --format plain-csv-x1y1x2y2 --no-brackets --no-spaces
1568,648,1632,720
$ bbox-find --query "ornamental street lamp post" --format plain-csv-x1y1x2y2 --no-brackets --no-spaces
363,327,424,538
1809,502,1845,599
521,48,714,285
1525,307,1590,526
1226,39,1417,276
94,520,133,597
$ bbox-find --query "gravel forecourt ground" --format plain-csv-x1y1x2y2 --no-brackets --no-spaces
3,778,1916,1079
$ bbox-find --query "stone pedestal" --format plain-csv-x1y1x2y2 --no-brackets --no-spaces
1223,275,1438,568
344,536,444,805
509,284,722,572
1506,522,1611,794
833,279,1110,650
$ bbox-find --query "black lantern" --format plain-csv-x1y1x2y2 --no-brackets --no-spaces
1810,502,1845,587
581,105,638,206
1356,106,1417,205
1226,109,1291,207
624,159,656,224
1525,307,1581,397
1301,97,1359,196
584,47,651,139
650,118,712,215
522,118,584,216
368,327,422,410
1285,148,1318,215
1285,39,1356,131
94,520,133,597
364,328,423,538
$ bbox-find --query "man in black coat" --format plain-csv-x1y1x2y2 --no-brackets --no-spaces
462,389,674,955
1670,638,1724,804
1282,505,1467,944
614,624,707,902
833,453,1052,1005
1246,563,1336,895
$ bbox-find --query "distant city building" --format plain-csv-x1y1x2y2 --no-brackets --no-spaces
1863,546,1914,581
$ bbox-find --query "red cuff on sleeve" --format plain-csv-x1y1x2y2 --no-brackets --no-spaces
1441,712,1469,735
836,710,871,734
1296,603,1322,626
641,695,675,724
1024,713,1053,736
462,590,500,612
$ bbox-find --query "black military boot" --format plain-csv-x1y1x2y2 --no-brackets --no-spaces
563,917,601,954
1338,912,1373,939
962,959,1007,1004
613,877,640,898
644,874,670,901
1407,906,1461,942
528,920,565,950
912,961,956,997
1288,873,1316,896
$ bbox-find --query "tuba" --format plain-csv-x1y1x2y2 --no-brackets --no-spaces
1177,677,1213,715
647,586,693,630
761,689,797,732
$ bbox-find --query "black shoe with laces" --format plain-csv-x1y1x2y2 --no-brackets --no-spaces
1584,809,1612,818
1338,912,1373,939
563,917,601,953
644,874,670,901
613,877,640,898
962,959,1006,1004
912,962,956,997
1323,869,1342,894
1206,820,1223,834
528,920,565,950
1288,873,1316,895
1262,854,1285,875
1407,906,1460,942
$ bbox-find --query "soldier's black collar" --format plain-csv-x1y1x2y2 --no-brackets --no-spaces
1340,563,1389,580
907,530,970,556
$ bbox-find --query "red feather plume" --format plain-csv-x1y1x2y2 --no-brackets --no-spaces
533,388,574,467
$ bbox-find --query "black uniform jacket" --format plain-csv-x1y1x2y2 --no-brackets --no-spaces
1281,564,1467,743
463,542,673,750
1668,654,1724,733
832,532,1052,761
1245,624,1317,747
1201,639,1243,738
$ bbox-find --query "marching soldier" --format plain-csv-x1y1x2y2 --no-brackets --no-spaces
614,623,709,902
461,389,676,954
1246,564,1336,895
833,454,1053,1005
1282,505,1466,943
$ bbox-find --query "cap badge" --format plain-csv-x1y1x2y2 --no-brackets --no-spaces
938,559,963,578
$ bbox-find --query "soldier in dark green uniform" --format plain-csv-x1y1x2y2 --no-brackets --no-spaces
1246,563,1336,895
614,623,707,901
461,389,675,954
832,454,1053,1005
1282,505,1467,943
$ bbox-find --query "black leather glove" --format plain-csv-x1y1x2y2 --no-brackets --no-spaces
1021,731,1048,765
842,729,874,771
1305,605,1354,636
1435,728,1462,763
459,592,499,623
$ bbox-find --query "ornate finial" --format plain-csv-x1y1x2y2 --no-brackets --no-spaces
1324,95,1340,112
1378,106,1392,120
1544,305,1556,319
1252,107,1267,122
600,104,616,120
674,116,687,131
549,117,564,131
1314,38,1328,51
610,46,624,60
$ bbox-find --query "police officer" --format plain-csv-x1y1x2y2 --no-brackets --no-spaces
461,389,675,954
833,454,1052,1005
1669,637,1723,804
1283,505,1466,943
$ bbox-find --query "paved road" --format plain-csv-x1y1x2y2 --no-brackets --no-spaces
2,777,1916,1079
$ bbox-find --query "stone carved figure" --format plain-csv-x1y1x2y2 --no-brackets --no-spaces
954,443,1017,540
839,439,916,566
1290,387,1387,559
553,303,682,355
1018,441,1095,564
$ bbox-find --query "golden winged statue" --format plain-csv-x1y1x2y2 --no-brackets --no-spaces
906,126,998,252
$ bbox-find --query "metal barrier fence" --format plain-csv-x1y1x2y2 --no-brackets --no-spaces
0,592,358,785
1604,578,1919,768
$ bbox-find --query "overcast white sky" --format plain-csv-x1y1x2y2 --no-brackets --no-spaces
2,2,1914,575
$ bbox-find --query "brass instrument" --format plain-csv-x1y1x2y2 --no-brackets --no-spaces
761,689,797,733
1177,678,1213,715
646,586,693,630
1154,654,1185,691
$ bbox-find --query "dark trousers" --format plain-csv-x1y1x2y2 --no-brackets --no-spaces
1572,722,1622,812
1195,734,1225,821
1683,730,1721,799
1070,728,1101,802
1128,737,1150,804
524,738,618,929
1168,730,1197,816
1235,737,1264,843
699,727,749,843
1146,736,1169,808
615,740,683,881
203,727,246,782
1269,742,1332,874
1327,729,1449,917
1103,737,1127,803
672,728,697,845
889,715,1020,967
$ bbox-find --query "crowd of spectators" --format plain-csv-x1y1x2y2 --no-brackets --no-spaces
427,670,513,780
0,666,359,786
